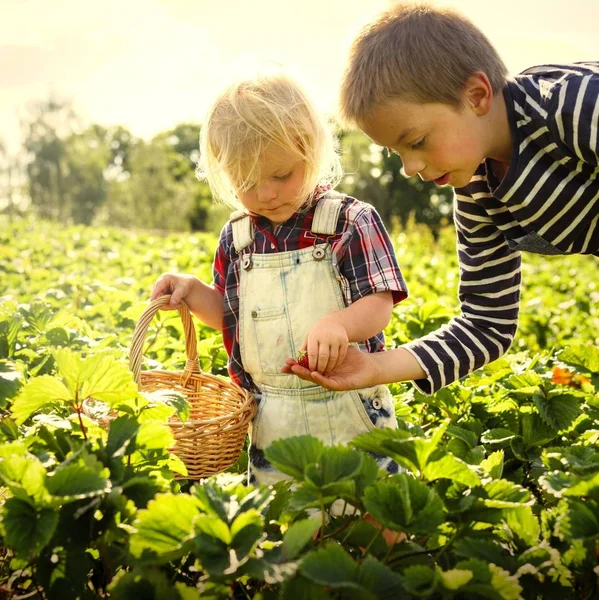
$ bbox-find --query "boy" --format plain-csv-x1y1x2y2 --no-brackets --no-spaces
284,2,599,395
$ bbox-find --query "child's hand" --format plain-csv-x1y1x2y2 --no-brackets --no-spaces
300,315,349,374
151,273,198,310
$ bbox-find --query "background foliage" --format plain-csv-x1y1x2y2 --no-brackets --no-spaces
0,99,453,235
0,217,598,598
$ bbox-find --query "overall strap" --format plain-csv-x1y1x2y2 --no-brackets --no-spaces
311,192,345,235
230,210,254,253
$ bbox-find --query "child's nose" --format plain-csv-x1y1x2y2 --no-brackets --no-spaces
402,156,425,178
257,182,277,202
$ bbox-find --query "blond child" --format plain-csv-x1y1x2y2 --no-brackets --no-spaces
285,2,599,396
151,72,408,485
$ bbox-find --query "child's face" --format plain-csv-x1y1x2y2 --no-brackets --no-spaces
359,97,488,189
234,144,307,225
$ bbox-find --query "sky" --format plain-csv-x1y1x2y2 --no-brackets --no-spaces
1,0,598,155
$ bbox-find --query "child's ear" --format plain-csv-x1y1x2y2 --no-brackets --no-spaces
463,72,494,116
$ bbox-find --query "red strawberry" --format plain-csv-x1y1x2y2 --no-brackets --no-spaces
297,349,310,369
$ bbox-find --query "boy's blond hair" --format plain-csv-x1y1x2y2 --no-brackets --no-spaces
339,2,508,125
198,72,342,209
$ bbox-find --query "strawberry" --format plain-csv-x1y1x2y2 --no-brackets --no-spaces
296,349,310,369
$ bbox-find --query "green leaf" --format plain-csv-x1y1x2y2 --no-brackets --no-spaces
0,450,48,504
11,376,72,425
3,498,58,556
342,518,388,557
0,361,23,405
230,508,263,557
555,499,599,540
144,389,190,422
446,425,478,448
438,567,473,591
264,435,325,480
304,445,362,489
195,514,232,545
300,543,357,586
480,429,516,446
483,479,532,509
505,506,540,546
46,463,111,501
130,493,202,561
454,559,522,600
488,563,523,600
108,568,186,600
136,420,174,451
401,565,438,597
560,344,599,374
352,421,449,474
55,349,138,406
423,453,481,487
480,451,504,479
282,517,320,560
363,474,445,534
507,372,543,389
521,412,557,448
454,537,514,568
280,575,332,600
106,415,140,458
356,556,405,599
533,390,580,432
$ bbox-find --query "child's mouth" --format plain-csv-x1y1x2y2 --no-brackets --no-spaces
434,173,450,186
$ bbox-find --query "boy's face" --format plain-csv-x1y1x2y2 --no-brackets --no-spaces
358,97,488,189
234,144,307,225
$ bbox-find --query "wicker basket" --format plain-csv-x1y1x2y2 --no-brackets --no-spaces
129,294,256,479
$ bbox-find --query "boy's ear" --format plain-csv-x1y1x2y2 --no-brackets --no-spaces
463,72,494,116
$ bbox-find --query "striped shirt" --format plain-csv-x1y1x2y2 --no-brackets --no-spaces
406,62,599,395
213,194,408,391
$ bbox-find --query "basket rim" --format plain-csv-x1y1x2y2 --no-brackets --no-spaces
139,368,256,427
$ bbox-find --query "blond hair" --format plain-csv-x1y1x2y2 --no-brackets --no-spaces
339,2,508,124
198,72,342,209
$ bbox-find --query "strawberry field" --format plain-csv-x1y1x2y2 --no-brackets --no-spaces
1,216,598,599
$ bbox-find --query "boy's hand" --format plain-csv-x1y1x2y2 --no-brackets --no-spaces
282,345,379,390
151,273,197,310
300,315,349,374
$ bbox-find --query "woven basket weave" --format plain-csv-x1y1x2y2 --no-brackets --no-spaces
129,295,255,479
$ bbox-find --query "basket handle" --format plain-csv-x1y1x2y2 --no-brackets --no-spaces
129,295,200,385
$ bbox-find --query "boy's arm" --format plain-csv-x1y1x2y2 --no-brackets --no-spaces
404,189,521,394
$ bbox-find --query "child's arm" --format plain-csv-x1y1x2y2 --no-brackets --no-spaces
301,291,393,374
151,273,223,331
283,345,425,390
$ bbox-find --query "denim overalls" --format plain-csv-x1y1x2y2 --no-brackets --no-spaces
230,192,400,485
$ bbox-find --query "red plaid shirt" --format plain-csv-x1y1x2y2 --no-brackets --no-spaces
212,194,408,391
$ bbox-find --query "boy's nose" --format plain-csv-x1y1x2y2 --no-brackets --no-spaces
402,156,425,178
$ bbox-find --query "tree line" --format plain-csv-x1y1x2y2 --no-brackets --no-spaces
0,99,453,235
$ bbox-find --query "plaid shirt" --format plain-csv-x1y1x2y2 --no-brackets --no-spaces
212,194,408,391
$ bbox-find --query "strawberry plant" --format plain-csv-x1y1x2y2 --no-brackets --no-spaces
1,216,598,598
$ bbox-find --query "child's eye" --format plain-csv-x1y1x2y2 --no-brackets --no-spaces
274,171,292,181
411,138,425,150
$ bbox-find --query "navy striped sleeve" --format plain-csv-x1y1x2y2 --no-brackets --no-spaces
404,189,521,395
546,71,599,166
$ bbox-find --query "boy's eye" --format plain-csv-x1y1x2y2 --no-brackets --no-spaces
411,138,425,150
